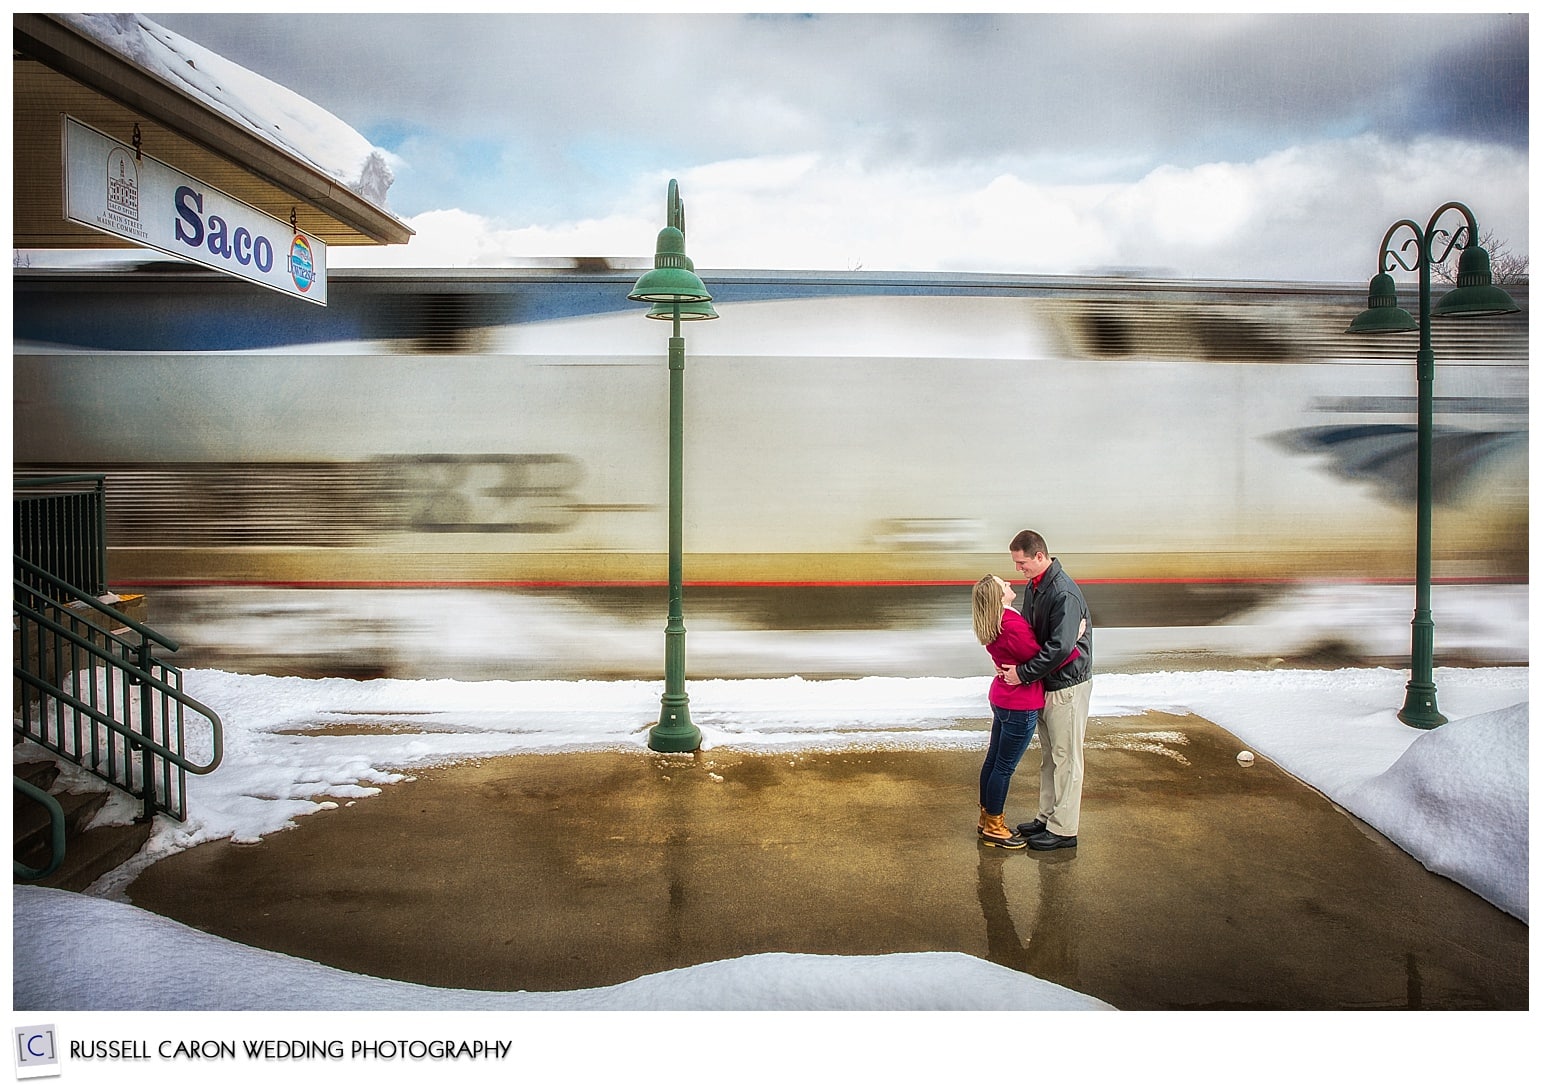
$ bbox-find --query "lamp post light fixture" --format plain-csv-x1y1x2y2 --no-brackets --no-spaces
629,180,717,753
1346,201,1519,729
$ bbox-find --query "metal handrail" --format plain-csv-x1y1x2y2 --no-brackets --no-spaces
14,474,108,489
13,557,223,822
13,604,187,704
15,554,180,652
14,474,108,597
12,664,223,778
12,655,222,776
13,778,66,880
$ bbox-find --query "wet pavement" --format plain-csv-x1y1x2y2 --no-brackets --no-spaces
124,711,1528,1010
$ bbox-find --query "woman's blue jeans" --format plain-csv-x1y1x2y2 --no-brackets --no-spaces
979,705,1039,815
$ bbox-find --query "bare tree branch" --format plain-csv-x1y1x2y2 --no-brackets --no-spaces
1434,230,1529,286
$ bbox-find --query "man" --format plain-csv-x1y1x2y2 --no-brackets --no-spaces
999,529,1092,851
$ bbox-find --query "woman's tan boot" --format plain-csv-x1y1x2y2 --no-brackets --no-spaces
980,812,1026,849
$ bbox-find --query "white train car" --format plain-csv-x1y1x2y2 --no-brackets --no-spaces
14,266,1527,590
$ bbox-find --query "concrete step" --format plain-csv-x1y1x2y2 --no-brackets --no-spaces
19,820,153,893
13,758,59,791
13,753,151,892
14,786,108,852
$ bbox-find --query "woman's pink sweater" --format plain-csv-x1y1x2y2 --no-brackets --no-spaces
985,607,1045,710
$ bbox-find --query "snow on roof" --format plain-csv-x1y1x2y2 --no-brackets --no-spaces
57,13,398,209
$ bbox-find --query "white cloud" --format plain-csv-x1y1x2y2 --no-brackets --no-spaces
333,207,658,268
335,135,1528,283
689,153,820,193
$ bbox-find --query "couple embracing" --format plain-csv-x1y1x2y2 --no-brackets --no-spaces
972,530,1093,851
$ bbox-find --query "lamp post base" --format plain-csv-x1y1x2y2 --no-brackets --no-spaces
1397,681,1447,730
649,694,700,752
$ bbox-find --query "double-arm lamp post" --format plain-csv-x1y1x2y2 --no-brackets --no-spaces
628,180,717,752
1345,201,1519,728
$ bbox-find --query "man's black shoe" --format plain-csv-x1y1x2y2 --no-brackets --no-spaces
1027,829,1078,851
1015,819,1047,837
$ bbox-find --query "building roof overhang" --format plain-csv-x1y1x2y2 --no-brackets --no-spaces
14,12,413,249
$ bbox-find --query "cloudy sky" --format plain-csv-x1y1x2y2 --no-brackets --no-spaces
145,10,1528,282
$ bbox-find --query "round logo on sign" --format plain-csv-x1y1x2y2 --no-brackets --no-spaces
289,235,316,292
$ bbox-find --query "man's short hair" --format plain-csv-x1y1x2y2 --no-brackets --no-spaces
1009,529,1048,557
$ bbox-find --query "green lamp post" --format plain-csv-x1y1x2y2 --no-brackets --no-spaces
629,180,717,752
1346,201,1519,728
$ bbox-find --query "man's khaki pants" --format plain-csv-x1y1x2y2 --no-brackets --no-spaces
1038,678,1092,837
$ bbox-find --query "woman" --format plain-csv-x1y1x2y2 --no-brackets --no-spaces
972,574,1044,849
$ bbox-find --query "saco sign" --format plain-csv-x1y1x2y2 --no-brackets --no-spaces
63,115,327,305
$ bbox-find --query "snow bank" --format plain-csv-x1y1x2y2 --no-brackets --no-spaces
12,886,1110,1012
1340,703,1529,921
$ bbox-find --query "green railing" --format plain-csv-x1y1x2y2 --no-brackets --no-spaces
13,555,223,823
13,777,66,880
14,474,108,600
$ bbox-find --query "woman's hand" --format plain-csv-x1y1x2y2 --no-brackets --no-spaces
999,617,1087,686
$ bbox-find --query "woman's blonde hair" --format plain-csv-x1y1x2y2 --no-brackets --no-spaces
972,575,1005,645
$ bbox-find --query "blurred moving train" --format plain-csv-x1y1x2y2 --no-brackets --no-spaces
11,265,1528,677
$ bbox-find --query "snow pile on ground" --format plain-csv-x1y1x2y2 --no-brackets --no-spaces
57,13,397,207
1340,703,1529,921
13,886,1108,1012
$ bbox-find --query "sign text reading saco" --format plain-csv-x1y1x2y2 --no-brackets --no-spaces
62,115,327,305
174,187,277,273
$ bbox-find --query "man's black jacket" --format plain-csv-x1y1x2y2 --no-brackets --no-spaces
1013,557,1092,691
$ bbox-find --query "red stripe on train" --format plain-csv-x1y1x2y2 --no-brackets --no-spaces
108,576,1523,589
